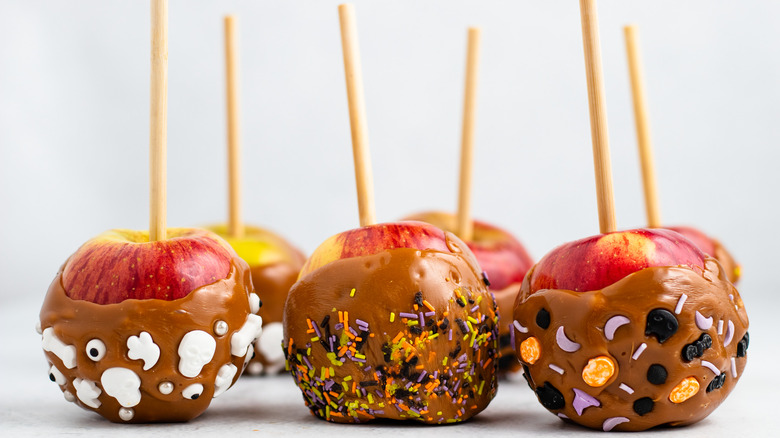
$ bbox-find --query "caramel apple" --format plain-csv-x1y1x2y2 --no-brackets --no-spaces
403,211,532,372
513,228,748,431
284,221,498,423
208,224,305,374
39,228,262,422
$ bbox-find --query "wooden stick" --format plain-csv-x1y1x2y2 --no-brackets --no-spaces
338,4,376,227
224,15,244,238
624,25,661,228
579,0,616,234
149,0,168,241
456,27,481,242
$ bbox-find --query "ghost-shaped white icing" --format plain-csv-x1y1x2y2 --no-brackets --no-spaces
127,332,160,370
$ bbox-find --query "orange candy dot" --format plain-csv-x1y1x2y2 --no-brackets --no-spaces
582,356,616,387
669,377,700,403
520,337,541,364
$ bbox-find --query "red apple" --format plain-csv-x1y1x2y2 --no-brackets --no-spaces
526,228,706,294
402,211,533,291
39,227,260,423
298,221,455,277
666,226,740,284
63,228,235,304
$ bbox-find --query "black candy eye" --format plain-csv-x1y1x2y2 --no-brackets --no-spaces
536,308,551,329
645,309,678,343
85,339,106,361
633,397,654,416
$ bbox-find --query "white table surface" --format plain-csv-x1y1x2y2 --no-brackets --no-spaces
2,296,776,437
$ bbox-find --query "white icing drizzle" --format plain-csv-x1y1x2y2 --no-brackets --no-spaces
631,343,647,360
724,320,735,347
695,311,713,330
619,383,634,394
731,357,738,378
556,326,581,352
549,364,565,375
603,417,630,432
701,360,721,375
718,320,724,335
674,293,688,315
513,320,529,334
604,315,630,341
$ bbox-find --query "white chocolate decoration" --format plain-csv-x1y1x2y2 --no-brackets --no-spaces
556,326,581,352
731,357,738,378
85,338,106,362
178,330,216,378
718,320,724,335
182,383,204,400
35,321,42,335
127,332,160,370
604,315,630,341
118,407,134,422
73,377,102,409
63,390,76,403
48,364,67,385
158,381,174,395
549,364,565,375
101,367,142,407
695,311,713,330
257,322,285,364
674,293,688,315
513,320,529,334
247,362,264,375
42,328,77,369
619,383,634,394
230,314,263,357
724,320,735,347
213,363,238,398
249,293,261,314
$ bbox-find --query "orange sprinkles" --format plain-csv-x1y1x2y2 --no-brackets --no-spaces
582,356,616,387
520,337,541,364
669,377,700,403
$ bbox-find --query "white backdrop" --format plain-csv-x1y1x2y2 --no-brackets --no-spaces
1,1,778,313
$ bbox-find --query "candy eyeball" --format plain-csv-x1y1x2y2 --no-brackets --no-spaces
86,339,106,361
182,383,204,400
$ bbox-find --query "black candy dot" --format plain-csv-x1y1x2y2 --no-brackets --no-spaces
700,333,713,349
522,364,534,389
89,348,99,357
191,393,200,400
482,271,491,287
647,364,668,385
536,382,565,410
49,373,56,382
645,309,678,344
536,308,551,330
633,397,654,416
707,373,726,392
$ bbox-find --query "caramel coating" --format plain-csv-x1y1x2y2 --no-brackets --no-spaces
39,264,257,423
283,234,499,424
513,259,748,431
494,283,523,372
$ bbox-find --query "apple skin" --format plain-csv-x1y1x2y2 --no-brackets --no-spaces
402,211,533,291
62,228,235,304
526,228,706,294
298,221,454,278
666,226,740,284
